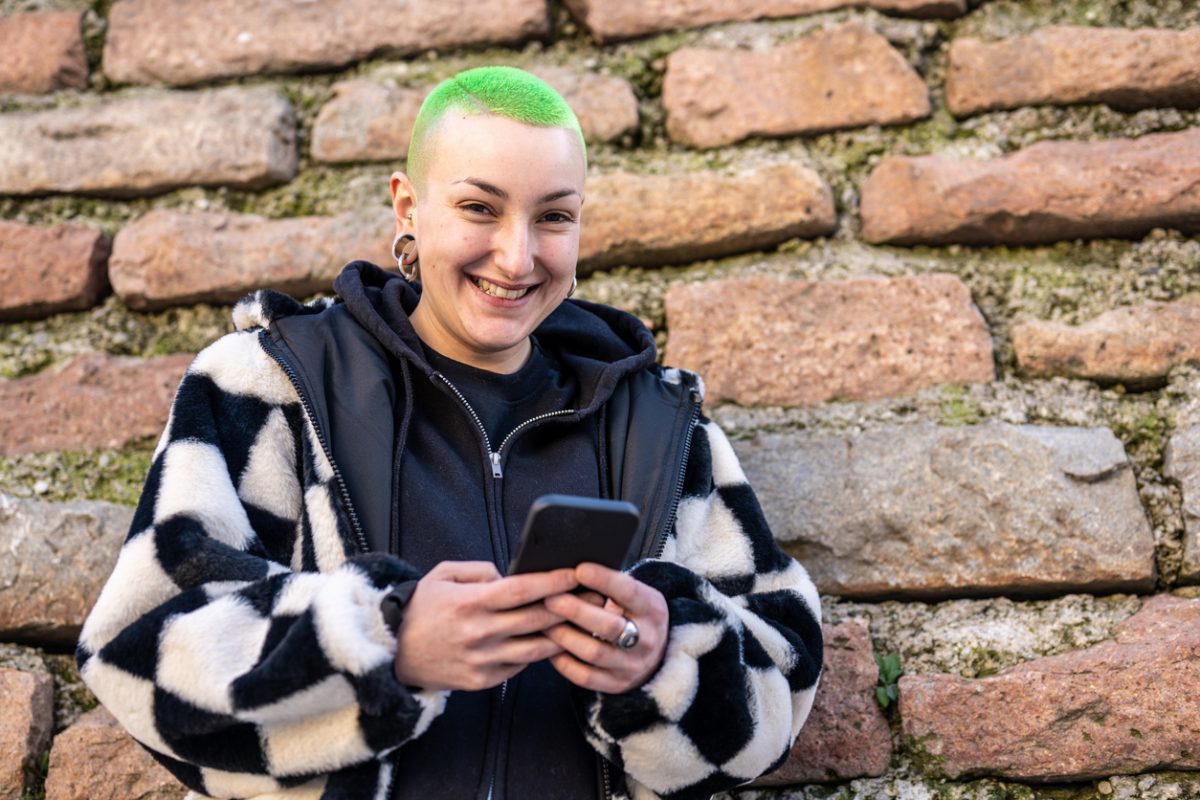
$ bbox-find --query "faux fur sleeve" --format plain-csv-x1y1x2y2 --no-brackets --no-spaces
76,331,446,799
581,418,823,800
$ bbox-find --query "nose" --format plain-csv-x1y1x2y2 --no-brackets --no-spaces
493,220,535,280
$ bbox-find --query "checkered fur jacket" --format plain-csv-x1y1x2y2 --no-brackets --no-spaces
78,281,823,800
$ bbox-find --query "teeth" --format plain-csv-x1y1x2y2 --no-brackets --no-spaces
473,277,530,300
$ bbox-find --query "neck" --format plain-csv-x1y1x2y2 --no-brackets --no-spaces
409,305,531,374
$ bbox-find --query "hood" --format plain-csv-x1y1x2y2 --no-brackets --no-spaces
331,261,659,415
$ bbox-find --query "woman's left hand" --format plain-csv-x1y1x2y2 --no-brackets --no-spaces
543,562,669,694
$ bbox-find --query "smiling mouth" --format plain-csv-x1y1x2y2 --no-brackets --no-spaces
471,277,533,300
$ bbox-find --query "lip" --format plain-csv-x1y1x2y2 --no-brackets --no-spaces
467,274,541,307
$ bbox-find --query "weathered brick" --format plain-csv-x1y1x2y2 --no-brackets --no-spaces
736,422,1156,600
947,25,1200,117
860,127,1200,246
563,0,965,43
103,0,549,86
109,209,392,310
0,220,109,321
44,707,184,800
1165,426,1200,584
1013,297,1200,385
753,620,891,785
663,274,992,406
0,86,296,197
0,352,191,456
664,23,930,148
0,10,87,94
900,595,1200,780
0,495,132,649
579,163,835,272
312,67,637,164
0,668,53,799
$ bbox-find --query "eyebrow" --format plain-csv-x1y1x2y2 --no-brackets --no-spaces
453,177,580,204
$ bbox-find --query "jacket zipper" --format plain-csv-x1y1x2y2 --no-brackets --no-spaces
259,330,370,554
431,371,577,479
643,390,702,561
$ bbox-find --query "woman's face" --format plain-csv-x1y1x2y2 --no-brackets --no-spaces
392,113,586,373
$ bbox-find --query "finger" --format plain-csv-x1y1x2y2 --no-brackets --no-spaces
491,603,569,637
432,561,502,583
548,652,626,694
491,633,566,665
479,569,578,610
543,622,626,671
544,593,629,642
576,564,664,620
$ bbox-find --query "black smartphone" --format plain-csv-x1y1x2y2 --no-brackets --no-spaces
508,494,640,575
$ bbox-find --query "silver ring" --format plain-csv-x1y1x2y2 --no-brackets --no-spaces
615,618,639,650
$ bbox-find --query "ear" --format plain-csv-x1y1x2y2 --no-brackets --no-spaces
390,171,418,235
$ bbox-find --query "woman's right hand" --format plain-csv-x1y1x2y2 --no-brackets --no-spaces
393,561,577,691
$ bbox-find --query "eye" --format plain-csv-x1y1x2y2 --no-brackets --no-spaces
541,210,575,224
461,202,494,216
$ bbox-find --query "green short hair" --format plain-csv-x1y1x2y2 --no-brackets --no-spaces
407,66,586,192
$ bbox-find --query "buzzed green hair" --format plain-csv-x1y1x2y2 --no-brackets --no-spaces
406,66,587,193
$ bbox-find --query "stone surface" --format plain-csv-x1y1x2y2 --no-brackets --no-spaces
663,23,930,148
735,422,1156,600
44,707,184,800
312,67,638,163
0,494,133,648
753,620,891,785
1012,296,1200,385
109,208,393,310
0,352,191,456
0,667,53,799
947,25,1200,117
103,0,549,86
0,10,87,94
580,163,835,272
0,220,110,322
1165,426,1200,584
860,127,1200,246
0,86,297,197
663,274,993,407
563,0,965,42
900,595,1200,780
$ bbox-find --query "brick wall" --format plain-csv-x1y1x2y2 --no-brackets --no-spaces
2,1,1199,798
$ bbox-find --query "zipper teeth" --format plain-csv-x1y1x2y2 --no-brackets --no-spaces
260,330,370,554
650,392,702,560
601,757,612,800
434,371,578,459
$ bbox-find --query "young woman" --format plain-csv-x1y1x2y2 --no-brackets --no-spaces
78,67,823,800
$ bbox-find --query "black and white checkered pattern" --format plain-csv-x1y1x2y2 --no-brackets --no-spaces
78,291,822,800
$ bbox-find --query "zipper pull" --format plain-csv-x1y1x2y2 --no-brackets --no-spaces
490,452,503,479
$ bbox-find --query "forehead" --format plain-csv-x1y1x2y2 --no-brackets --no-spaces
423,113,585,192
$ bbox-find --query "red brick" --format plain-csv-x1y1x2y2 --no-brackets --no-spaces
0,353,191,456
900,595,1200,780
563,0,965,43
664,23,930,148
861,127,1200,246
947,26,1200,117
579,163,836,272
0,220,109,321
0,11,87,94
1012,297,1200,385
103,0,550,86
0,668,53,799
664,274,993,407
109,209,392,310
312,68,637,164
45,707,184,800
0,86,297,197
753,620,891,785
